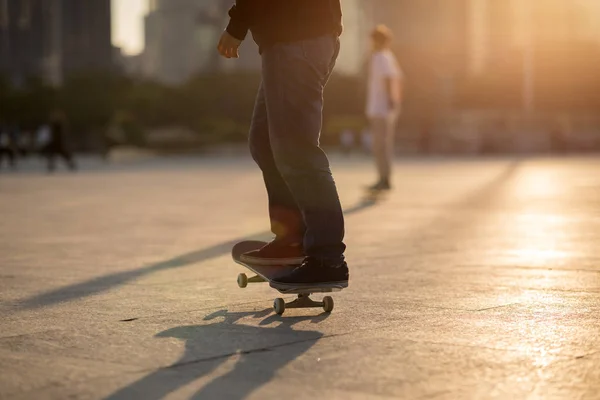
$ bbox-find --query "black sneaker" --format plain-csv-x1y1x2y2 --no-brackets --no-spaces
269,257,349,291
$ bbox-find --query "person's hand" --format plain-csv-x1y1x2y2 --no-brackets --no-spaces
217,31,242,59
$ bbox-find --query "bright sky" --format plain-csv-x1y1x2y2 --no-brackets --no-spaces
111,0,148,56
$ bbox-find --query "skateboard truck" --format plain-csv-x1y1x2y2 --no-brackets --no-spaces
237,273,334,315
274,294,334,315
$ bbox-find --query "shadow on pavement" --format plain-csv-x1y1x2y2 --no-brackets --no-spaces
105,308,329,400
19,197,379,310
19,160,520,310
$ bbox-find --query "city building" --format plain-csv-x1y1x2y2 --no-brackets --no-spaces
141,0,385,81
0,0,113,86
60,0,113,74
143,0,260,85
0,0,50,85
331,0,372,76
467,0,600,75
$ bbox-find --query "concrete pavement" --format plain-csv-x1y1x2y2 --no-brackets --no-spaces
1,154,599,399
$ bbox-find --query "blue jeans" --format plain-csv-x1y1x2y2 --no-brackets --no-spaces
249,34,345,262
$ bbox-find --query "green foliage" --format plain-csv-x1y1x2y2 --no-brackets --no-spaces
59,70,132,132
174,72,259,141
0,76,57,128
110,111,146,146
0,69,365,149
3,39,600,151
322,115,366,145
324,74,365,116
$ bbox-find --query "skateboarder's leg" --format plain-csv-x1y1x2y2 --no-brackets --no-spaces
249,84,305,244
242,83,306,265
261,35,347,274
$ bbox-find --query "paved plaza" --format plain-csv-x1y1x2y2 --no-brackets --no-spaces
1,154,599,399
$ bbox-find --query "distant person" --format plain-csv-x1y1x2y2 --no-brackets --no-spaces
340,129,355,156
17,127,33,157
0,124,17,170
365,25,403,191
36,123,51,153
43,111,76,172
101,128,119,162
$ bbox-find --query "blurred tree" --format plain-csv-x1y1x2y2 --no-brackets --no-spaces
2,45,596,154
0,76,56,128
125,80,176,128
59,70,131,133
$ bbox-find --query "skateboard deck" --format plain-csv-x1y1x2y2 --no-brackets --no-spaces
232,240,341,315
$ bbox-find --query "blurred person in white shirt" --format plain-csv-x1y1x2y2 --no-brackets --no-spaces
365,25,402,191
339,128,355,156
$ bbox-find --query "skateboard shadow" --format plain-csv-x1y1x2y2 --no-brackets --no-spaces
105,309,329,400
19,197,378,310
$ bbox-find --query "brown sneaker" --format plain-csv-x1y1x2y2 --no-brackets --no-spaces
240,241,305,266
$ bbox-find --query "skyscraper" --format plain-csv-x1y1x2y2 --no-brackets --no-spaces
143,0,261,84
0,0,48,85
0,0,113,86
60,0,112,74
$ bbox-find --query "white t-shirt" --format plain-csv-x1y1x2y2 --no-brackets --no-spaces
36,125,51,147
366,50,402,118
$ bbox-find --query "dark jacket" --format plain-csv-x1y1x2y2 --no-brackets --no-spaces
49,120,67,148
226,0,343,52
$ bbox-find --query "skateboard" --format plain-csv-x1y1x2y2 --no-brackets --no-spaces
232,240,342,315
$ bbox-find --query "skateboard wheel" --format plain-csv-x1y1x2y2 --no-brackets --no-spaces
323,296,334,313
274,298,285,315
237,273,248,288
